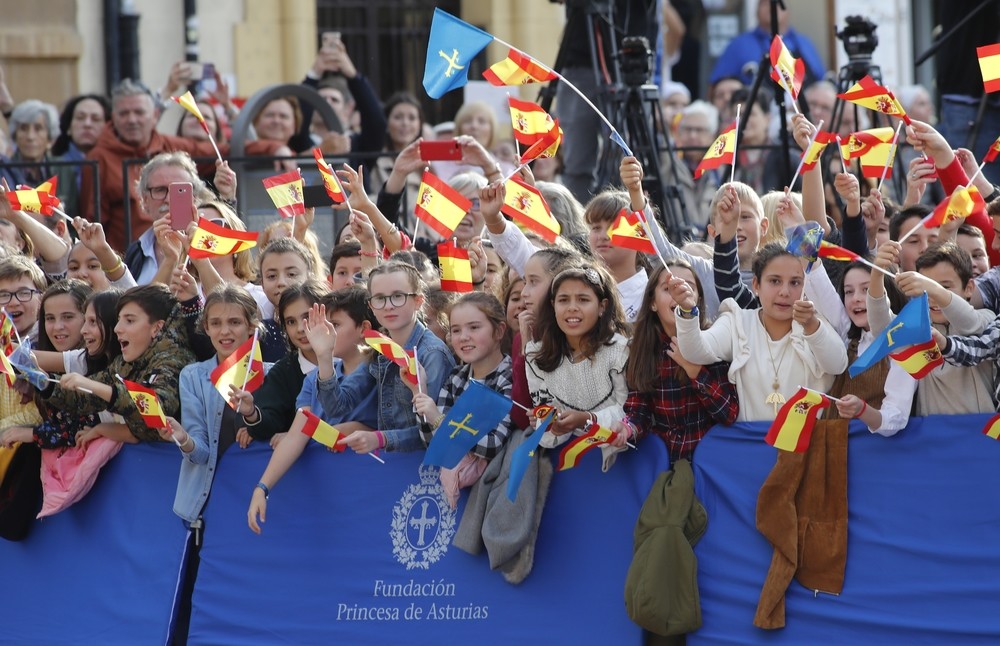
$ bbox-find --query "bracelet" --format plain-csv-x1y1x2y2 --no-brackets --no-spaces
255,482,270,500
358,249,379,257
677,305,699,320
182,436,194,452
432,414,446,429
854,401,868,419
102,257,124,274
375,430,386,449
472,278,486,286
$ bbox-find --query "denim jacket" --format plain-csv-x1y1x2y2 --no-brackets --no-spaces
316,322,454,451
172,356,272,523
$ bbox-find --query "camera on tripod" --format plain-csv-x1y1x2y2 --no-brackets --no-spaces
835,16,878,64
619,36,653,88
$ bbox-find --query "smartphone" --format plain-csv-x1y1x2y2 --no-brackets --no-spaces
168,182,195,231
303,184,335,208
186,62,216,80
419,139,463,161
322,31,341,49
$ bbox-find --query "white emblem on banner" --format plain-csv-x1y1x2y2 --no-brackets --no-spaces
391,465,456,570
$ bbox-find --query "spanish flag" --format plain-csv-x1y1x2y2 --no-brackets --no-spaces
608,208,655,254
925,187,976,229
981,413,1000,440
483,49,557,86
300,408,345,451
34,176,58,196
172,91,209,133
210,333,264,405
501,176,560,243
262,168,305,218
6,189,60,216
816,240,861,263
986,133,1000,164
977,44,1000,93
694,122,736,179
799,130,836,172
764,387,831,453
0,311,14,355
507,97,556,146
188,217,259,259
437,241,474,292
888,338,944,379
770,35,805,100
313,148,346,204
413,171,472,239
840,127,897,179
120,378,168,430
0,347,15,387
363,330,419,385
519,120,562,164
558,422,617,471
837,75,910,123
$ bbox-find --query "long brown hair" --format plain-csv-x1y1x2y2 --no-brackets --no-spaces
625,262,707,392
531,264,628,372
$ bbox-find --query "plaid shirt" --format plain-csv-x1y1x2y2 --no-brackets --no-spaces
624,342,738,463
420,355,514,460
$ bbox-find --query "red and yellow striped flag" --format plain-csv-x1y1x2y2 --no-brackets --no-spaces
172,91,209,133
816,240,861,263
483,49,557,86
977,44,1000,93
438,240,474,292
507,97,556,147
501,176,560,243
519,120,562,164
313,148,346,204
837,75,909,123
982,413,1000,440
764,387,831,453
0,311,14,355
120,378,168,430
770,35,805,100
799,131,836,172
413,171,472,238
6,189,60,216
557,422,617,471
888,339,944,379
34,176,58,196
300,408,345,451
363,330,419,385
926,187,976,229
262,168,305,218
608,208,655,254
694,122,736,179
0,346,15,387
210,333,264,404
188,217,259,259
839,127,897,179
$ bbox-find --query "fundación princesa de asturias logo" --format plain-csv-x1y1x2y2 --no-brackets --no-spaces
391,465,457,570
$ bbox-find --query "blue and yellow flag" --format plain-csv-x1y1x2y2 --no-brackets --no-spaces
849,292,932,377
423,9,494,99
422,381,511,469
506,406,555,501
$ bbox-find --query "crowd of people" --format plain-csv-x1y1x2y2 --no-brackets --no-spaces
0,5,999,637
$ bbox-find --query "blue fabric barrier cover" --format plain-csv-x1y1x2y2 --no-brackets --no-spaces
0,443,187,644
189,438,669,644
690,416,1000,645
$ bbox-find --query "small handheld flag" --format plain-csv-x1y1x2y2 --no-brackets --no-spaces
694,122,736,179
500,177,560,243
837,75,910,124
770,35,806,101
519,120,562,164
313,148,346,204
764,387,831,452
557,422,617,471
422,381,512,469
849,293,933,378
437,241,474,292
5,189,61,216
188,218,259,259
0,346,15,387
262,169,305,218
608,208,656,254
507,97,556,147
506,407,556,501
423,9,495,99
299,408,345,451
484,49,557,86
172,91,223,162
118,377,168,430
785,222,825,266
413,171,472,238
363,330,419,385
887,338,944,379
926,187,976,229
977,44,1000,94
817,240,862,263
210,334,265,405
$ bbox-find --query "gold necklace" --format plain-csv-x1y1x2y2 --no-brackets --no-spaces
761,315,791,414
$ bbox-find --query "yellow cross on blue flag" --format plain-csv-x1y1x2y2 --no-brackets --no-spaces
423,8,495,99
422,381,511,468
849,292,932,377
506,407,556,501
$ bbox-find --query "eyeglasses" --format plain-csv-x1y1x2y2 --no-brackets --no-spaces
208,218,232,229
0,288,39,305
145,185,169,200
368,292,417,310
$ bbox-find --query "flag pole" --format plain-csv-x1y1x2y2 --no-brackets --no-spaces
966,160,988,188
876,121,904,193
897,213,932,245
2,307,23,348
835,135,849,174
729,104,742,185
240,330,259,392
788,120,824,189
635,209,670,272
205,129,223,164
50,206,75,225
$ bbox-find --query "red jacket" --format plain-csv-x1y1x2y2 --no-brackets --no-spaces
79,124,285,251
